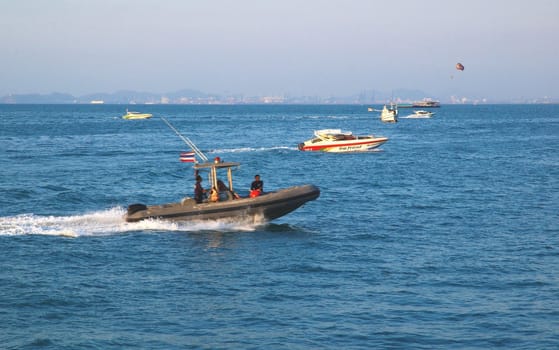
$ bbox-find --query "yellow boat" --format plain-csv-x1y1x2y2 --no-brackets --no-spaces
122,109,152,120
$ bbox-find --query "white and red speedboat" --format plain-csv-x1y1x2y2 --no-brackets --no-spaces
298,129,388,153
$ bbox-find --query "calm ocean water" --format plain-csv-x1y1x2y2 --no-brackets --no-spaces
1,104,558,349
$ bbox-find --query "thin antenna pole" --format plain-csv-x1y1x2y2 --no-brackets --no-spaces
160,117,208,162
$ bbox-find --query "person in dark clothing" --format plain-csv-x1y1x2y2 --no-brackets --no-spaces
250,174,263,197
194,175,206,203
251,175,263,191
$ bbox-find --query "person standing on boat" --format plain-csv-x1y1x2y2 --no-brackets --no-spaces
250,174,263,197
194,175,207,203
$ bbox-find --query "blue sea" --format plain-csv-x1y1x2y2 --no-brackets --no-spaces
1,104,558,349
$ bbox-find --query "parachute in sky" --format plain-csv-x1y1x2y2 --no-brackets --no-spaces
456,62,465,71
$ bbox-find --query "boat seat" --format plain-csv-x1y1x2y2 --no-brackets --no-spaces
181,197,196,205
219,191,234,201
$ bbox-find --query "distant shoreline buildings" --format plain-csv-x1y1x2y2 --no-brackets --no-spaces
0,91,557,105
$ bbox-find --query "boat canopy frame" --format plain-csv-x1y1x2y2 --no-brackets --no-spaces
194,161,240,193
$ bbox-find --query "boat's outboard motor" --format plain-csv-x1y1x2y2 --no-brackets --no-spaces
127,203,147,216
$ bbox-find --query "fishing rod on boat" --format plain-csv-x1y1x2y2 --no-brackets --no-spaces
160,117,209,162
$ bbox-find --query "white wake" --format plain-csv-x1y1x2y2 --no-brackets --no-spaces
0,207,263,238
209,146,296,153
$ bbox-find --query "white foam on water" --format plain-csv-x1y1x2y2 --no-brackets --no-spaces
306,115,350,120
209,146,296,153
0,207,264,238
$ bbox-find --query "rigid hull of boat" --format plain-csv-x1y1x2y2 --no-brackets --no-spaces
125,184,320,223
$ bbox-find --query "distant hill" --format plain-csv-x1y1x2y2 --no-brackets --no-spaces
0,92,76,104
0,88,439,104
79,90,162,104
0,89,217,104
1,88,556,104
77,89,218,104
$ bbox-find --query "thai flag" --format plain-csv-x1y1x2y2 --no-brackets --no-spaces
180,151,196,163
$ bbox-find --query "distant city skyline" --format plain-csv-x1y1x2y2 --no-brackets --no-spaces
2,88,555,105
1,1,558,101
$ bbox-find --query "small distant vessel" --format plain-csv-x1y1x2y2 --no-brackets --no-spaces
380,104,398,123
412,99,440,108
122,109,152,120
298,129,388,153
403,110,435,119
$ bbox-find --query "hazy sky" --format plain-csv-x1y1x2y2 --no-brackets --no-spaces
1,0,558,100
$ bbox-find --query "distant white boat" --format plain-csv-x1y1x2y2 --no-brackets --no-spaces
402,110,435,119
380,104,398,123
